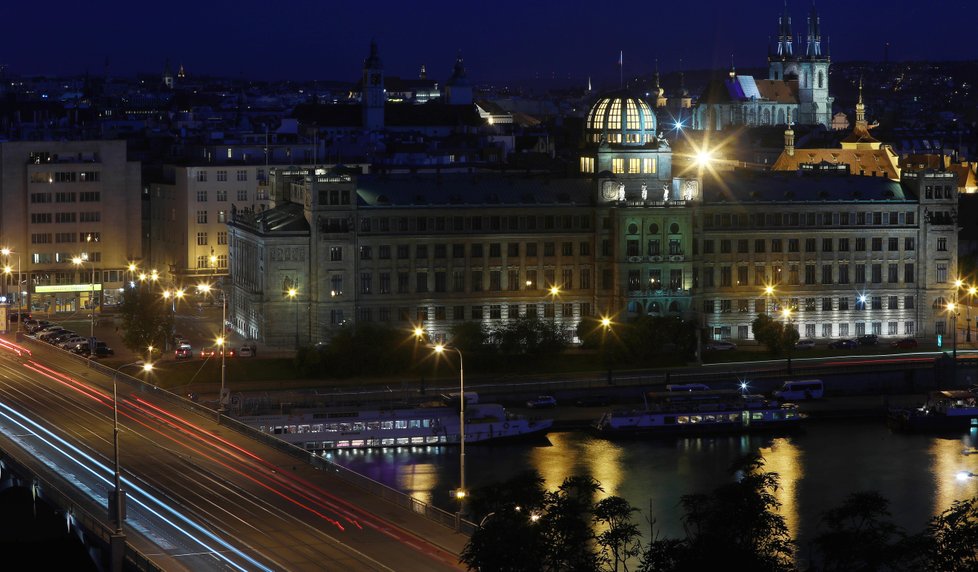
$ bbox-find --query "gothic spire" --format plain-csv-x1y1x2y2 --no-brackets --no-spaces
806,1,822,57
777,1,794,58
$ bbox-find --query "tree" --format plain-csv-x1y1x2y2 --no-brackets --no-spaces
594,496,643,572
642,453,795,572
119,286,173,356
917,497,978,572
812,491,906,571
619,316,697,365
449,321,489,353
491,316,567,356
752,314,800,356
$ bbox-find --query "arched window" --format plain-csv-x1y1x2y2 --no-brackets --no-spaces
818,71,824,89
668,301,680,313
933,296,948,310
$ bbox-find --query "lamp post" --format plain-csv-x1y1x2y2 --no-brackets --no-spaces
764,285,775,316
433,343,466,529
110,360,151,571
782,306,794,374
948,302,958,363
968,286,976,343
0,248,20,332
286,287,299,349
198,283,228,421
600,316,613,385
549,285,560,323
72,255,96,342
162,288,185,350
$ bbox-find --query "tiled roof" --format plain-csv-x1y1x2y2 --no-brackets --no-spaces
701,169,910,203
355,174,593,207
771,147,900,180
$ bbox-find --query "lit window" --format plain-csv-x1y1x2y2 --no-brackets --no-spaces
608,100,621,130
612,158,624,174
628,158,640,173
643,158,656,174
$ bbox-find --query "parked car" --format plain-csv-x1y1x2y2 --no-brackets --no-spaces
891,337,919,349
238,345,254,357
705,340,737,351
59,336,88,349
828,339,858,349
200,346,235,359
794,339,816,350
857,334,879,346
526,395,557,409
91,342,114,357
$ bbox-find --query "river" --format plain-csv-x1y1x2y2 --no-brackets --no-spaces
331,417,978,556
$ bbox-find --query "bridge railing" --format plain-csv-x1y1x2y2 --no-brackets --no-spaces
0,436,162,572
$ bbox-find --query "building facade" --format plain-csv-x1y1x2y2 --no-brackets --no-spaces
0,140,141,312
227,92,956,348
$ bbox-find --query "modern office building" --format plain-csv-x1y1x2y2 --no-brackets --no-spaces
0,140,141,313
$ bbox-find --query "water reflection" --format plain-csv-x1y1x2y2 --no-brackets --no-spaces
758,437,801,540
931,430,978,517
329,420,978,553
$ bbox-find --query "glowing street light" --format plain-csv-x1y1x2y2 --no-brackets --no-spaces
197,282,228,421
432,343,466,529
286,287,299,348
72,255,96,344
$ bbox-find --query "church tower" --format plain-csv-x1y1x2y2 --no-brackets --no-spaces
362,40,385,130
796,2,832,127
768,2,793,81
444,53,473,105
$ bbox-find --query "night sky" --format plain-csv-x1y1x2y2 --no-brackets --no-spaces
4,1,975,86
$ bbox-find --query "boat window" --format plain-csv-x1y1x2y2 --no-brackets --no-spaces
381,438,395,446
311,424,323,432
411,437,425,444
351,440,364,447
664,416,676,425
677,416,689,424
338,423,352,431
396,437,409,445
382,421,394,430
395,420,408,429
337,441,350,448
409,420,421,428
353,422,365,431
752,412,764,420
425,436,440,444
367,421,380,430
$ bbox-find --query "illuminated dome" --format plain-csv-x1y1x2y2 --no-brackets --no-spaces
586,91,658,145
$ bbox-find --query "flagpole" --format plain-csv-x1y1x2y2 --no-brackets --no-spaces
619,50,623,88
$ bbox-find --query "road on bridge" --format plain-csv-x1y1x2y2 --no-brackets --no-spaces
0,336,466,571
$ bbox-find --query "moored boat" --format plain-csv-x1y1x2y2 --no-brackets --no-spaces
887,390,978,432
238,395,553,451
594,389,804,437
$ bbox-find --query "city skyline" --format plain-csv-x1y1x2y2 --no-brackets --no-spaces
3,0,975,85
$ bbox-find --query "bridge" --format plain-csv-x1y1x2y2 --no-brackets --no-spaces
0,335,471,571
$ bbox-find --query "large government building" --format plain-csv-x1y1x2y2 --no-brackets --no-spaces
227,88,958,347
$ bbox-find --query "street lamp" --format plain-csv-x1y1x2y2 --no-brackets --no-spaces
763,285,775,315
1,248,21,332
162,288,185,350
286,287,299,348
600,316,613,384
948,302,958,363
198,283,228,421
72,256,96,341
109,360,152,569
432,343,466,529
968,286,976,343
549,285,560,322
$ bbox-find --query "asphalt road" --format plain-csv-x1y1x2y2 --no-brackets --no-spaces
0,337,467,571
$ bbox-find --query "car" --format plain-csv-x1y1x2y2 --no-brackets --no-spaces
59,336,88,349
828,339,858,349
794,339,816,350
92,342,114,357
891,337,919,349
857,334,879,346
200,346,235,359
526,395,557,408
174,347,193,359
238,345,254,357
705,340,737,351
8,312,31,322
177,341,192,351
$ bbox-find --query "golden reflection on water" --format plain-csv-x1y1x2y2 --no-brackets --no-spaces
395,461,438,506
529,432,623,500
758,437,801,540
930,432,978,516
